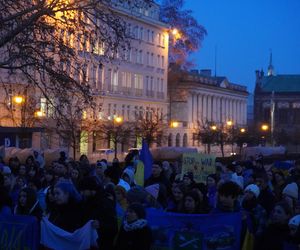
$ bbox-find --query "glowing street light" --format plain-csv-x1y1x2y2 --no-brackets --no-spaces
211,125,217,131
170,121,179,128
34,111,44,118
13,96,24,104
172,28,179,36
261,124,269,131
240,128,246,133
114,116,123,124
226,120,233,126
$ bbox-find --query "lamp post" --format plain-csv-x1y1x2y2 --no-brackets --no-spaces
227,120,234,154
261,124,269,146
113,115,123,158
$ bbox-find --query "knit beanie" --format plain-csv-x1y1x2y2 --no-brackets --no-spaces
117,179,130,192
183,171,194,181
282,182,299,200
244,184,260,198
289,215,300,227
145,184,159,200
128,203,146,219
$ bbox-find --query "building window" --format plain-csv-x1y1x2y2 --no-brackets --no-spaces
183,134,188,147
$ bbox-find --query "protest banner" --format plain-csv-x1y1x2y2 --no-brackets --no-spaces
0,215,39,250
146,209,241,250
181,153,216,183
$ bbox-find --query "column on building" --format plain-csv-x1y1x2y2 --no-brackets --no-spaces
216,96,221,123
202,94,207,123
207,95,211,121
212,95,217,122
193,93,197,126
187,93,193,126
243,101,247,124
238,100,242,125
233,99,237,124
198,94,203,123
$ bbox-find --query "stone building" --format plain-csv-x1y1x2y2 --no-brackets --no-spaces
168,67,248,154
254,54,300,147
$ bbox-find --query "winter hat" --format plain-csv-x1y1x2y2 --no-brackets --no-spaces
244,184,260,198
231,173,244,189
145,184,160,200
128,203,146,219
117,179,130,192
289,215,300,227
122,168,135,185
2,166,11,175
282,182,299,200
126,186,148,204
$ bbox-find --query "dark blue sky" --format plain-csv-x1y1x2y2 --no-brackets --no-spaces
184,0,300,93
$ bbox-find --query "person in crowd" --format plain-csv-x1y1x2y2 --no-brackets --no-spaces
52,161,69,180
44,185,56,216
282,182,299,213
191,183,210,213
212,181,241,213
145,183,166,209
0,172,12,216
126,186,148,206
287,214,300,246
255,172,276,215
2,166,13,194
104,166,121,186
115,203,152,250
272,170,286,201
18,165,27,178
166,183,185,212
242,184,267,246
79,154,89,165
33,150,45,169
257,201,293,250
145,161,171,195
115,184,128,213
121,168,136,187
70,165,81,189
79,176,118,250
48,181,85,232
11,175,27,206
206,174,219,209
95,160,108,185
182,172,195,192
58,151,67,164
14,187,42,220
41,169,55,189
180,190,207,214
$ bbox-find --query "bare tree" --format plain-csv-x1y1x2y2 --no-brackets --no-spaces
195,120,218,154
0,0,152,113
93,118,133,158
160,0,207,68
134,109,168,147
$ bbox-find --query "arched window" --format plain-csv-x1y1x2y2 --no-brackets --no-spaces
183,133,188,147
168,133,173,146
176,133,180,147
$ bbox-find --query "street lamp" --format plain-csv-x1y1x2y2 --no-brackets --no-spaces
113,116,123,158
34,110,45,118
211,125,217,131
170,121,179,128
240,128,246,133
13,95,24,104
226,120,233,126
261,124,269,131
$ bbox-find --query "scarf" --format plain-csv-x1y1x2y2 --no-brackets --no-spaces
123,219,147,232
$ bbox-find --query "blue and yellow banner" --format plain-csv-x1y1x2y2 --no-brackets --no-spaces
147,209,242,250
0,215,39,250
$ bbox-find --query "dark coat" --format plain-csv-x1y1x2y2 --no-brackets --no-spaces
257,188,276,215
82,191,118,250
48,201,85,233
256,223,290,250
115,225,152,250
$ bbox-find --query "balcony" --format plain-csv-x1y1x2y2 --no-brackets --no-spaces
157,92,164,99
146,90,155,98
134,88,143,97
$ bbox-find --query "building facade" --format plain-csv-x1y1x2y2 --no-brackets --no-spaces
168,67,248,155
0,1,169,161
254,55,300,148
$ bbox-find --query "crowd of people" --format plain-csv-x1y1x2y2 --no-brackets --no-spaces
0,150,300,250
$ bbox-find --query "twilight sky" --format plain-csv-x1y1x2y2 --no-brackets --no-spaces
184,0,300,93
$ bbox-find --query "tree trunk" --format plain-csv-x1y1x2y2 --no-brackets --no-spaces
207,143,211,154
220,143,224,157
